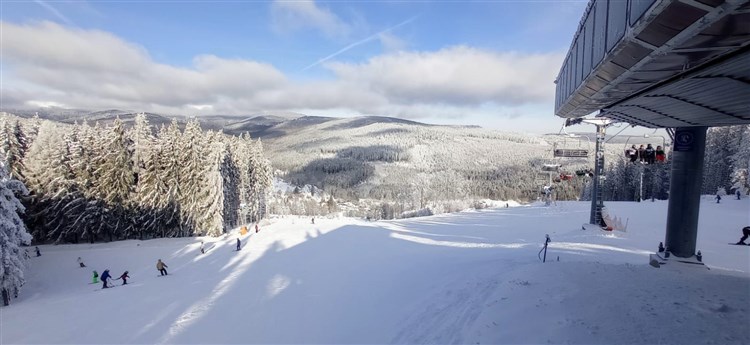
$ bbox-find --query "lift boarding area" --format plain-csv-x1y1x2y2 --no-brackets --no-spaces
553,0,750,267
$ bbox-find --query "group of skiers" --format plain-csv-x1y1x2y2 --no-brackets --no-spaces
626,144,666,164
91,268,130,289
85,257,166,288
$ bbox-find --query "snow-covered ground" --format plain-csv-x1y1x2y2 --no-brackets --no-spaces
2,198,748,344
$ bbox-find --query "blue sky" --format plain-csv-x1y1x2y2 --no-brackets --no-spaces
1,0,594,133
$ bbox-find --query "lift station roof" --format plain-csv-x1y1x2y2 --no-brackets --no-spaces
554,0,750,128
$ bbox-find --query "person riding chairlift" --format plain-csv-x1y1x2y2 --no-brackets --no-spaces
655,146,666,162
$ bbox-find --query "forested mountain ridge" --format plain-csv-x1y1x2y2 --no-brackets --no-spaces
4,109,746,222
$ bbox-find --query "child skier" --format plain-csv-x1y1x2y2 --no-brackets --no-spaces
35,247,41,257
92,270,99,284
236,238,241,251
100,269,111,289
116,271,129,285
77,257,86,268
157,259,168,276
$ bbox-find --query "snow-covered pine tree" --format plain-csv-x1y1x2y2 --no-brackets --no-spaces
197,134,225,236
177,119,206,235
702,127,734,194
729,125,750,196
92,118,134,241
221,140,241,230
24,114,42,149
0,158,32,306
22,122,77,241
234,134,253,223
136,139,165,239
252,139,273,220
160,121,185,237
0,120,29,181
68,122,107,243
129,113,153,190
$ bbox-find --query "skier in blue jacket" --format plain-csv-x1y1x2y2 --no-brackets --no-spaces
100,269,112,289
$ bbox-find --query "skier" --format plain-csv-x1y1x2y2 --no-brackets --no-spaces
92,270,99,284
200,241,205,254
77,257,86,268
735,226,750,245
100,269,111,289
116,271,129,285
255,224,259,233
311,217,315,224
35,247,41,257
737,190,742,200
236,238,241,251
157,259,168,276
645,144,655,164
716,194,722,203
655,146,666,162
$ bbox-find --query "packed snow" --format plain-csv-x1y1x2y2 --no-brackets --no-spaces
2,198,748,344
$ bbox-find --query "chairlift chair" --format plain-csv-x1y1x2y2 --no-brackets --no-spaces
552,134,590,158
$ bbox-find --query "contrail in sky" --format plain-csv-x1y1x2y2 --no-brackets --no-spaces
302,16,418,71
34,0,75,27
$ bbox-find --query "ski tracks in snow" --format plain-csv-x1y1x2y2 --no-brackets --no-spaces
391,275,500,344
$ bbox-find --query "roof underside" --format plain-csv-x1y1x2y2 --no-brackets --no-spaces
603,47,750,127
555,0,750,128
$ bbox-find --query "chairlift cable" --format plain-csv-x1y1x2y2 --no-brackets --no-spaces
604,124,630,144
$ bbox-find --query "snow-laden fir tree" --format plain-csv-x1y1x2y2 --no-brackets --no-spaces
129,113,153,191
251,139,273,220
221,140,241,230
177,120,206,234
92,118,134,241
0,121,29,181
22,122,77,241
0,158,32,306
197,134,226,236
159,121,186,237
729,125,750,196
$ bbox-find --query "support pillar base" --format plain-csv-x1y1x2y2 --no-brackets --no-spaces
648,251,708,269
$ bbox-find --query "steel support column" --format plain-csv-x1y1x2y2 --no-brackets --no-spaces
589,124,606,226
665,126,707,258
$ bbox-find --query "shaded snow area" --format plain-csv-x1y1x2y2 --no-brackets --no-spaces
2,199,749,344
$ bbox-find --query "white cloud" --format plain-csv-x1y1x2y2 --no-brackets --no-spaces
378,32,408,52
325,46,563,106
1,21,564,130
270,0,350,39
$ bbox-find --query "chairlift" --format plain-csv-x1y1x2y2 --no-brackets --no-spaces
552,133,590,158
575,169,593,177
622,132,668,164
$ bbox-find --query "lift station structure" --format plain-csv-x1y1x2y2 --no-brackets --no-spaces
554,0,750,266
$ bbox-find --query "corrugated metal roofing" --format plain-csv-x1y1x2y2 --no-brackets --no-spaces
601,48,750,127
555,0,750,128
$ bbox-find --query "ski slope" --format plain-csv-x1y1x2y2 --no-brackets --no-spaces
2,198,748,344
